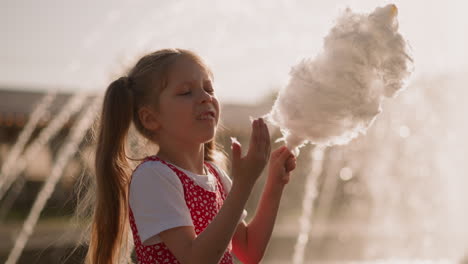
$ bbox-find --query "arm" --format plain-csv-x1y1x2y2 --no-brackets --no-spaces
232,146,297,263
232,183,284,264
159,118,271,264
159,182,254,264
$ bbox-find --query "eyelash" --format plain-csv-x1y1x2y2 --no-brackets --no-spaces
179,88,214,96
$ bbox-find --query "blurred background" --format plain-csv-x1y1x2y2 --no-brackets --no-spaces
1,0,468,263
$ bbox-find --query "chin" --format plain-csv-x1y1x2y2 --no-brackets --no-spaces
201,135,215,143
199,131,216,143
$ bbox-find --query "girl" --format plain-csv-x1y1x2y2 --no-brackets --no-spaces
84,48,296,264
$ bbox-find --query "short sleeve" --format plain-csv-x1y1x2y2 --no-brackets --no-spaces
208,163,248,224
129,161,194,245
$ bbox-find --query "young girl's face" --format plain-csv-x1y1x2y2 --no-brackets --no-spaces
154,56,220,145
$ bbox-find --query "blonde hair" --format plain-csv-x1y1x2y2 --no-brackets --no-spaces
73,48,226,264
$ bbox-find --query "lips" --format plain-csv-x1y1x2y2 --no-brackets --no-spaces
196,110,216,120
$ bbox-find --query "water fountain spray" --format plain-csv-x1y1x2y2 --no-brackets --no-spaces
0,92,57,198
4,97,101,264
0,94,88,203
0,94,89,221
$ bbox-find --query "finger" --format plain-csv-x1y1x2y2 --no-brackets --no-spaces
248,119,261,156
257,118,266,154
279,147,294,163
255,119,261,144
261,120,270,161
285,157,296,172
261,118,271,153
266,128,271,157
271,146,287,159
231,137,242,165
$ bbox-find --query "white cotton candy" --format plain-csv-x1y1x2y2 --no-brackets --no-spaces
266,4,413,155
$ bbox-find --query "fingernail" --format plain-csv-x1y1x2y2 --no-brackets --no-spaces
230,137,240,145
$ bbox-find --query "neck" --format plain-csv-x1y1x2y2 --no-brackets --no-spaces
156,138,206,175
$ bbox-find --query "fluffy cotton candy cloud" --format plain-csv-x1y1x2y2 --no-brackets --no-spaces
266,4,413,155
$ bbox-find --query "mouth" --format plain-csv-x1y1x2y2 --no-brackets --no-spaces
196,111,216,121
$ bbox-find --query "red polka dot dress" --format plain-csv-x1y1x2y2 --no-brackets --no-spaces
128,156,234,264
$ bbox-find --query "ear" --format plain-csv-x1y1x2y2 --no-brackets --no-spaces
138,106,161,132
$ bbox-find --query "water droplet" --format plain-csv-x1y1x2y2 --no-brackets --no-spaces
399,125,411,138
339,167,353,181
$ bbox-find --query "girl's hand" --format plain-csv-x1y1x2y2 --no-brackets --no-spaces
231,118,271,187
267,146,297,187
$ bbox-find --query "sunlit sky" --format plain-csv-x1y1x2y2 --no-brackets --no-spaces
1,0,467,104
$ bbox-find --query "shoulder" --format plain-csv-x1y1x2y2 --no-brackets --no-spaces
132,159,175,179
128,159,194,245
130,160,183,195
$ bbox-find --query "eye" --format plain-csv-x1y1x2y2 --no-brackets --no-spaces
178,90,191,96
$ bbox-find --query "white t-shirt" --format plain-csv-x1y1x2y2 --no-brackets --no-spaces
129,159,248,246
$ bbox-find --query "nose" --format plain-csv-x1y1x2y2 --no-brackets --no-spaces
199,89,214,104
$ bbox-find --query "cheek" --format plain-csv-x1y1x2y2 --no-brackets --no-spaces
170,108,193,124
159,103,189,127
213,99,221,121
161,98,190,116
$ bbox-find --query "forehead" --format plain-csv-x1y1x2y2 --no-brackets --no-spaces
167,56,212,86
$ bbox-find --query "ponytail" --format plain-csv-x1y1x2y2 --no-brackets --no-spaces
87,77,134,264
